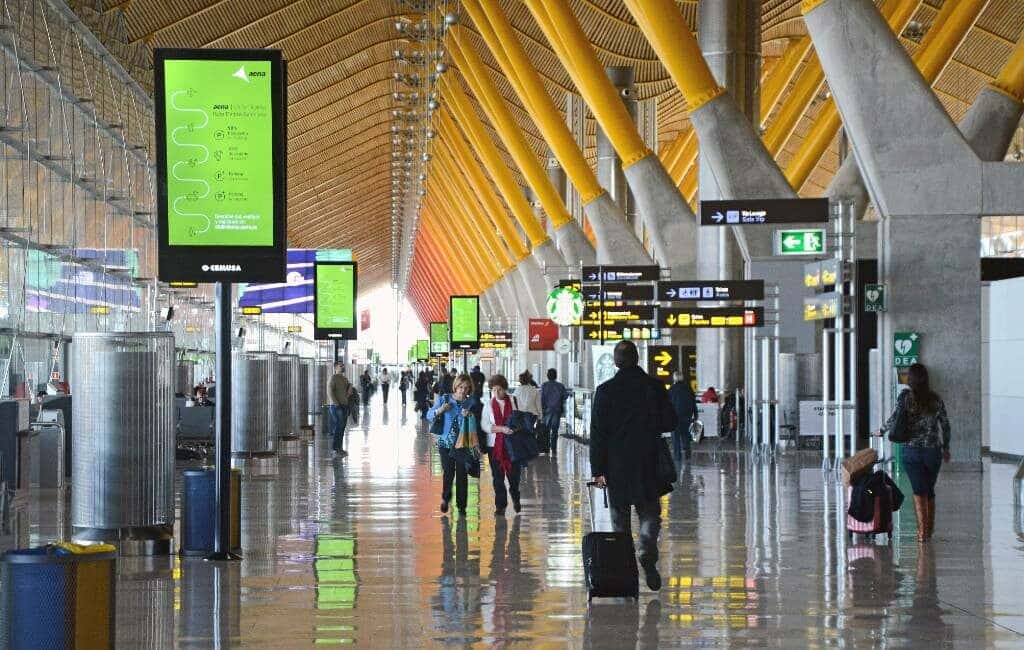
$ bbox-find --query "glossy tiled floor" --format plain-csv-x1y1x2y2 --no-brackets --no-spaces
6,397,1024,647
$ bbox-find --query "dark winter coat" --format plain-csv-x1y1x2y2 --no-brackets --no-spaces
668,381,697,434
848,470,904,523
590,366,678,508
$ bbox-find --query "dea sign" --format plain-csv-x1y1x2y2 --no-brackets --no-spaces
546,285,583,326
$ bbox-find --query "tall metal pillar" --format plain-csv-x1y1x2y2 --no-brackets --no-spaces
697,0,761,393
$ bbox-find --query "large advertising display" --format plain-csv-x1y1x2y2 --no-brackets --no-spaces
313,262,357,340
415,339,429,362
429,322,449,355
154,48,286,282
449,296,479,350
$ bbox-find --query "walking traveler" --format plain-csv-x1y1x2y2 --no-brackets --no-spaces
399,370,411,406
414,372,431,420
873,363,950,542
427,374,481,515
481,374,523,516
328,362,355,457
541,368,569,455
380,368,391,404
470,365,486,399
590,341,677,591
668,371,697,463
514,371,542,419
360,369,373,405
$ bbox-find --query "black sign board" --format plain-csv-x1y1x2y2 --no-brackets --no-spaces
579,305,655,326
582,282,655,302
658,307,764,329
699,198,829,227
582,265,660,283
657,280,765,302
557,279,582,291
479,331,513,349
582,325,660,341
154,48,287,283
647,345,679,387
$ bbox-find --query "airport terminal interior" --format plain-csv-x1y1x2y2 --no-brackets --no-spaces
2,0,1024,647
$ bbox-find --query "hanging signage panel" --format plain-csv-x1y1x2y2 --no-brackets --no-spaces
699,198,829,226
529,318,559,350
581,283,655,302
155,48,287,282
581,265,660,283
803,292,840,321
429,322,450,355
647,345,679,389
415,339,429,361
657,307,763,329
313,261,357,340
449,296,479,349
479,332,512,349
582,325,659,341
657,280,765,302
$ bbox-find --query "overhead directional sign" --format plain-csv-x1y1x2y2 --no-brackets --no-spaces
657,280,765,302
658,307,763,329
804,259,840,288
776,229,827,255
581,282,655,302
700,198,830,226
479,331,513,349
647,345,679,388
582,265,660,283
803,293,841,321
579,305,655,326
583,325,660,341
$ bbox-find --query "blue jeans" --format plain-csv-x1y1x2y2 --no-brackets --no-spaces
671,429,690,463
329,405,348,452
543,411,562,451
901,445,942,498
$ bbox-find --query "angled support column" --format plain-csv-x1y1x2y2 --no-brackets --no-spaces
527,0,693,273
804,0,1024,468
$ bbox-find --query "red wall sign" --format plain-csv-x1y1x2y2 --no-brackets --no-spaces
528,318,559,351
360,309,371,331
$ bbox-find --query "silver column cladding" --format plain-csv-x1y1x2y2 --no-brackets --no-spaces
296,358,312,433
276,354,298,438
176,359,195,396
71,331,175,554
232,351,276,456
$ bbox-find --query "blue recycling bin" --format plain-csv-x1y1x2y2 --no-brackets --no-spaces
1,543,116,648
180,467,241,556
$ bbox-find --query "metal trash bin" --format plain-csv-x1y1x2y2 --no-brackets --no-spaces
180,468,241,556
33,408,66,489
1,543,117,648
276,355,298,439
308,362,330,435
232,351,277,457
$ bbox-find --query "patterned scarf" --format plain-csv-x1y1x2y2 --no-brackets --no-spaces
491,396,513,474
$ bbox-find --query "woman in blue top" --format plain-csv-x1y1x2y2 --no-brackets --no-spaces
427,373,480,515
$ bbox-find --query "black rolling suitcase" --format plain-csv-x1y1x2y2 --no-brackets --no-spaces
582,482,639,601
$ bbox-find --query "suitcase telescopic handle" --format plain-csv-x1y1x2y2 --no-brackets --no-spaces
586,481,609,508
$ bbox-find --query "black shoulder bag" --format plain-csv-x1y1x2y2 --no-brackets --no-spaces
887,391,911,443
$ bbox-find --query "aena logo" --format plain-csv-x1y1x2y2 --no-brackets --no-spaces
232,66,249,83
202,264,241,272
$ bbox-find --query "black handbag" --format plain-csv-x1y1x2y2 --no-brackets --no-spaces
505,430,540,464
507,396,537,435
656,437,677,485
887,391,912,443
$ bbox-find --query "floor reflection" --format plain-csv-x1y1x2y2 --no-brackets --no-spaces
5,395,1024,646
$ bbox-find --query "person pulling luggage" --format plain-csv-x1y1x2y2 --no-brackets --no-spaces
590,341,677,591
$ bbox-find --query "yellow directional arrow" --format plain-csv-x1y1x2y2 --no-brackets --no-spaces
667,314,677,326
654,350,673,366
588,330,598,339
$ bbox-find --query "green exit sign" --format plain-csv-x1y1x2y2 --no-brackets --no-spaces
776,229,827,255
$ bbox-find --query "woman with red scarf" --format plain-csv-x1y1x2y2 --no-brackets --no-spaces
481,374,523,516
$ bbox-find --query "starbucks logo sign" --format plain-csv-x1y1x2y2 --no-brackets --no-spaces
546,286,583,326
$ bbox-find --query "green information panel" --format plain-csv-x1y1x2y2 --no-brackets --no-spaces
154,49,285,283
416,339,429,361
429,322,450,355
313,262,357,340
449,296,479,349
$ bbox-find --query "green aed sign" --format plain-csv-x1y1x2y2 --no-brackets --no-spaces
313,262,357,340
449,296,479,350
893,331,921,368
154,48,286,283
429,322,450,355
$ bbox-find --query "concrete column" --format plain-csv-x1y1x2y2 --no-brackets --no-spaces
696,0,761,392
596,67,638,228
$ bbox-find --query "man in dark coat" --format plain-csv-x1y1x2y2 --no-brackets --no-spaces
668,371,697,463
590,341,677,591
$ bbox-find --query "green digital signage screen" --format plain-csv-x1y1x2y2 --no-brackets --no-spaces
415,339,429,361
449,296,479,349
313,262,357,340
429,322,449,355
154,48,286,283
